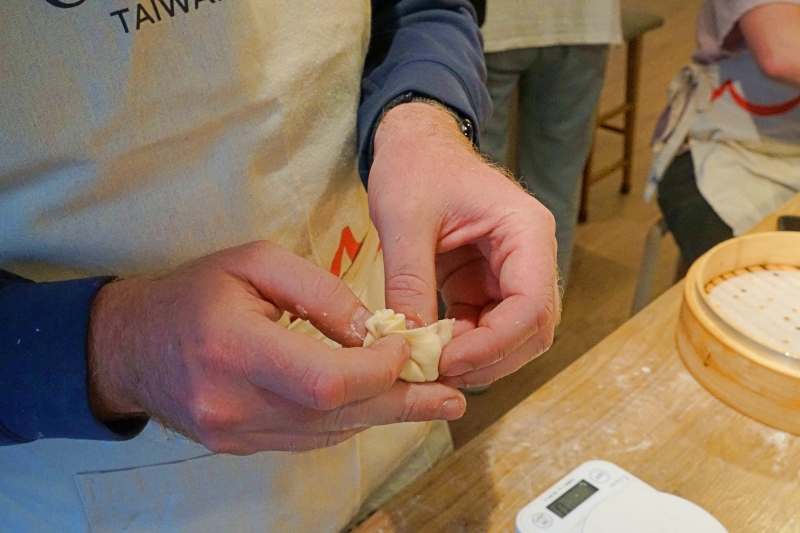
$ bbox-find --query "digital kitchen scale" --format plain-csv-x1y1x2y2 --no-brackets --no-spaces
515,460,728,533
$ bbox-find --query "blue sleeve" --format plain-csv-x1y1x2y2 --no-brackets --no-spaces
0,272,147,445
358,0,492,186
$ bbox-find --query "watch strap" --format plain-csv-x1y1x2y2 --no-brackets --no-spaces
379,91,475,144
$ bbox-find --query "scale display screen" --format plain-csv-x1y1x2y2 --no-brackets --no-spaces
546,480,598,518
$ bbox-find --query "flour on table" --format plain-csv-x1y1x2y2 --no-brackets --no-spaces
363,309,455,382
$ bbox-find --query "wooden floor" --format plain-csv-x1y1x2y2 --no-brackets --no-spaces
449,0,704,449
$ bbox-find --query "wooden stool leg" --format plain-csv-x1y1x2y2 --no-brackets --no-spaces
579,129,596,223
506,82,521,178
621,36,643,195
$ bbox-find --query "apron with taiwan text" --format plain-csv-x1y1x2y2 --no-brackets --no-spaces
0,2,450,531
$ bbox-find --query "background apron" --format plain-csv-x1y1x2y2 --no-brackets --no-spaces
648,50,800,235
0,2,450,531
690,52,800,235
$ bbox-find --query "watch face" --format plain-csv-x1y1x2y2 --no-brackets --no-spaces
460,118,474,141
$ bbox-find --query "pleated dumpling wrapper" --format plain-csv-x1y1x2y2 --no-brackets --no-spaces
363,309,456,382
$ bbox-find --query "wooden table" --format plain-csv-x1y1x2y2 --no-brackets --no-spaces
354,194,800,533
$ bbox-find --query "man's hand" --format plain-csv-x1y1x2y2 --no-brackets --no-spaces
370,102,561,388
88,242,466,455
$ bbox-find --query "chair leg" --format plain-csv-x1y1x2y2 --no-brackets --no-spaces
673,255,689,283
579,117,598,223
621,36,643,195
579,148,592,223
630,217,670,316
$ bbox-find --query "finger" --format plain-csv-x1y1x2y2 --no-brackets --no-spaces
318,381,466,428
439,255,501,308
443,303,482,337
226,241,372,347
438,332,553,389
435,243,483,287
383,241,439,327
371,205,440,328
241,326,412,410
188,383,465,454
440,237,560,376
242,380,465,433
439,294,555,376
199,428,367,455
248,429,364,453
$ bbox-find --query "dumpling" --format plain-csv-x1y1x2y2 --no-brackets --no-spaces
363,309,455,382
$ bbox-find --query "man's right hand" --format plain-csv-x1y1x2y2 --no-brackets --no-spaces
87,241,466,455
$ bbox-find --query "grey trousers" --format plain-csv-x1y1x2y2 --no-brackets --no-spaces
481,44,609,286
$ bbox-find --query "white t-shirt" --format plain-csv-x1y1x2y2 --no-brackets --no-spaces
481,0,622,53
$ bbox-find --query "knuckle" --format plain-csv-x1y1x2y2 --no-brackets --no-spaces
533,330,555,359
320,402,374,433
538,327,555,354
190,412,254,455
189,394,242,433
322,432,347,449
322,430,360,449
534,291,559,339
234,240,282,269
519,194,556,231
319,410,342,433
396,396,418,423
385,271,434,303
300,365,347,411
482,341,507,370
247,239,278,259
447,367,501,391
447,373,485,390
194,429,233,454
309,274,349,306
539,204,557,232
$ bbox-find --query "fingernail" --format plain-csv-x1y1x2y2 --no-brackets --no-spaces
351,306,372,341
438,398,466,420
443,361,472,376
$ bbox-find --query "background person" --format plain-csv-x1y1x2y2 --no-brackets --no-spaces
479,0,622,286
648,0,800,264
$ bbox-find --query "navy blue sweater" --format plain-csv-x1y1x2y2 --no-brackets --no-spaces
0,0,490,445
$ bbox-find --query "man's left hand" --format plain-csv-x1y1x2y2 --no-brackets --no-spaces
369,102,561,389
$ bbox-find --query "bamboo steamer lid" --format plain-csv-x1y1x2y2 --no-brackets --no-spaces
677,232,800,435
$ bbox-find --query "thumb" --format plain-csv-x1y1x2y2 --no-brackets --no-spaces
379,222,440,328
220,241,370,346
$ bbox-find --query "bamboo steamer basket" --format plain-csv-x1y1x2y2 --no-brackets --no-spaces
677,231,800,435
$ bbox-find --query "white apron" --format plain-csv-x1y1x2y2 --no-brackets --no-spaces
0,2,450,531
648,51,800,235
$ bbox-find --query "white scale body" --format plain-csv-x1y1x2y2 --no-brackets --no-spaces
515,460,728,533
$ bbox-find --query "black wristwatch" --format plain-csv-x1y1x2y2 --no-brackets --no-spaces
380,91,475,144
